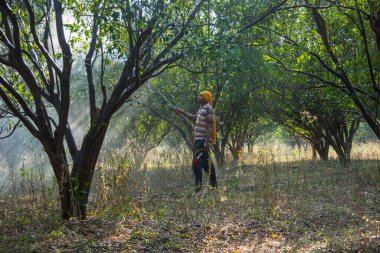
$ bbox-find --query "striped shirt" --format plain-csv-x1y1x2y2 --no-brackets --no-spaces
194,103,214,141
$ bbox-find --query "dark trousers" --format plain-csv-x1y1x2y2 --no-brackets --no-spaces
193,140,217,191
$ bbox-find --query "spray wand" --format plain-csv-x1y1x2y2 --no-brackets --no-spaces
148,85,194,127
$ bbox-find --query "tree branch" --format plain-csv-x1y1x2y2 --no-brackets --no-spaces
54,0,72,154
85,5,100,126
0,120,20,140
22,0,63,79
153,0,207,65
0,1,21,53
0,75,39,124
355,2,380,95
0,86,40,138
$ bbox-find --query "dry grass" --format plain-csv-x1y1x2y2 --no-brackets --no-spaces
1,142,380,252
239,141,380,164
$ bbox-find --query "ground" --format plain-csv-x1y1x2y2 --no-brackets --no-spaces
1,159,380,252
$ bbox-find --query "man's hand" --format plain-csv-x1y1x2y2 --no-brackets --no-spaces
175,108,196,122
174,107,182,115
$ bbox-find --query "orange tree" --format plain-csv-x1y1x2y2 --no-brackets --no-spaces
0,0,207,219
259,0,380,138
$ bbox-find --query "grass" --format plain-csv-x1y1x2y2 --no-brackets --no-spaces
0,142,380,252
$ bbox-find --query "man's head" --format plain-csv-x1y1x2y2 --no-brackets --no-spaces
198,91,212,105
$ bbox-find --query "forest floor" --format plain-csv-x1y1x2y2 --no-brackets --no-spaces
1,159,380,252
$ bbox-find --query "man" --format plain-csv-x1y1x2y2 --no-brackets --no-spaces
175,91,217,191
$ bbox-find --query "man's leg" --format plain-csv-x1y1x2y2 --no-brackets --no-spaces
203,152,217,188
193,150,203,192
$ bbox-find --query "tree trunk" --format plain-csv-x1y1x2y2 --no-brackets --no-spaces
338,152,351,170
315,143,330,161
335,141,353,170
247,142,253,153
133,148,147,171
321,145,329,161
323,119,359,170
220,141,227,165
72,124,109,220
294,135,303,150
370,1,380,52
311,143,317,161
231,148,239,162
47,154,76,219
215,137,227,166
311,134,330,161
56,171,75,219
214,145,223,166
230,144,243,162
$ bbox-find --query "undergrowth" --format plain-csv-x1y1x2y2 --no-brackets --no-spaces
1,143,380,252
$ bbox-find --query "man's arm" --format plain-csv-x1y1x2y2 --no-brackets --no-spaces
175,107,196,122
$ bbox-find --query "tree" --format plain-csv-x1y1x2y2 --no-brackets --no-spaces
214,46,269,163
0,0,207,219
265,72,360,168
259,1,380,138
264,79,331,161
122,104,172,170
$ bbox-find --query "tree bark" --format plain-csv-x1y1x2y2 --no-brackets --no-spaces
215,136,228,166
338,152,351,171
315,142,329,161
231,148,240,162
311,143,317,161
70,123,109,219
46,152,76,219
322,118,359,170
370,1,380,52
229,142,243,162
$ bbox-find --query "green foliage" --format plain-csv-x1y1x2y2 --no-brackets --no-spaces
255,1,379,138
